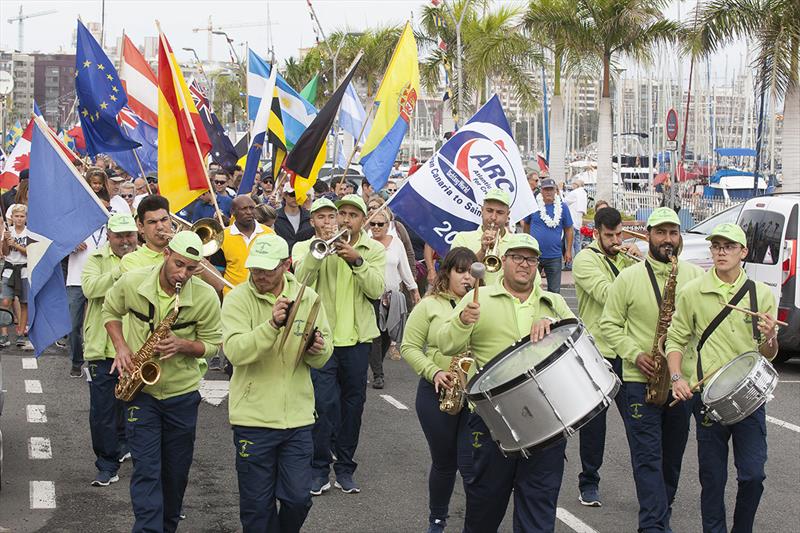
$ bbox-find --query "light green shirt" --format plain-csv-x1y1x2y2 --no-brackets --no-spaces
600,256,704,383
573,241,637,358
81,243,125,360
450,228,513,285
293,230,386,346
222,272,333,429
120,244,164,273
401,293,461,382
665,267,777,387
437,281,575,370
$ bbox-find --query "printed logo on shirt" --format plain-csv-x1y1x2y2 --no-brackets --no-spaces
471,431,483,449
630,403,643,420
238,439,254,458
701,414,715,427
127,406,140,423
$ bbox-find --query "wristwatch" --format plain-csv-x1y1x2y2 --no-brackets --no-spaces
352,257,364,268
670,373,682,383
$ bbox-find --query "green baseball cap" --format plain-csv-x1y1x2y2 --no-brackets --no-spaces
107,213,137,233
706,222,747,247
647,207,681,229
335,194,368,215
310,198,337,213
167,231,203,261
245,234,289,270
484,188,511,207
499,233,541,256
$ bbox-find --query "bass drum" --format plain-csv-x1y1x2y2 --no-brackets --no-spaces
465,319,620,457
701,351,778,425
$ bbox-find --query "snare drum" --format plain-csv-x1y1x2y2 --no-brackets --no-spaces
701,352,778,425
465,319,620,457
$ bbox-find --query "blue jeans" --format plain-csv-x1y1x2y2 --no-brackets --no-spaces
694,402,767,533
125,391,200,533
464,413,566,533
67,286,86,366
233,425,313,533
578,356,624,492
538,257,562,294
572,227,582,258
87,358,126,474
621,382,693,533
311,343,370,479
415,378,473,524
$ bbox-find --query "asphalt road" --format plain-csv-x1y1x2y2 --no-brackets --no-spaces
1,286,799,532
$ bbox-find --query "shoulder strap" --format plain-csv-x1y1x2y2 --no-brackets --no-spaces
747,280,759,340
644,261,663,307
695,279,755,383
589,248,620,277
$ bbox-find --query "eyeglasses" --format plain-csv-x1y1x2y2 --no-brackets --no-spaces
506,254,539,266
120,194,134,199
370,222,386,228
710,243,742,254
213,180,227,185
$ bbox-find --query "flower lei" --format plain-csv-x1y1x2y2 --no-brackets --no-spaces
535,193,563,229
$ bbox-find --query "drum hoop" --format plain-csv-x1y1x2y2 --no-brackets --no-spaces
701,351,761,402
466,318,583,400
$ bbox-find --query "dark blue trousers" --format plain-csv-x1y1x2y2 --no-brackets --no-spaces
233,425,313,533
67,286,86,366
415,378,472,525
311,343,369,479
87,358,126,473
125,390,200,533
694,402,767,533
621,382,693,533
463,412,566,533
578,356,624,492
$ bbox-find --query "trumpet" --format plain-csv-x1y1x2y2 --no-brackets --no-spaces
611,243,644,262
309,226,352,260
482,223,502,273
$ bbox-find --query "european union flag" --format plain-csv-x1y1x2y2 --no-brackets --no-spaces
75,20,140,156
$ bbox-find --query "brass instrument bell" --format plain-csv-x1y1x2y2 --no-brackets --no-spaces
483,223,502,273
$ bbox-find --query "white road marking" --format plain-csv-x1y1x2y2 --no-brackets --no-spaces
25,379,42,394
198,379,229,406
28,437,53,459
22,358,38,369
557,507,599,533
29,481,56,509
380,394,408,410
779,380,800,383
766,415,800,433
26,405,47,423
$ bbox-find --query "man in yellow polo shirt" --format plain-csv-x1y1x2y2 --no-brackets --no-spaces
217,195,273,293
293,194,385,495
437,233,574,533
666,223,777,533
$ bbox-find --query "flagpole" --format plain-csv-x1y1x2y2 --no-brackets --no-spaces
157,22,225,227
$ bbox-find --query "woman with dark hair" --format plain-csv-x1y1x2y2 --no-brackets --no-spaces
401,246,480,533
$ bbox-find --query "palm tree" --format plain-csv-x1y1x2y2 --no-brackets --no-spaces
577,0,679,204
691,0,799,192
525,0,591,184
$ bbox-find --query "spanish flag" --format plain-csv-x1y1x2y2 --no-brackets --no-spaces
157,30,211,211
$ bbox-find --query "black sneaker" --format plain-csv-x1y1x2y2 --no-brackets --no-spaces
579,487,602,507
310,477,331,496
427,519,446,533
372,376,384,389
70,365,83,378
16,335,27,347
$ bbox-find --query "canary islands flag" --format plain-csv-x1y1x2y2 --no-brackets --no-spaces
359,23,419,191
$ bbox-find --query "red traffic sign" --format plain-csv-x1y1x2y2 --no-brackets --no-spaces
666,108,679,141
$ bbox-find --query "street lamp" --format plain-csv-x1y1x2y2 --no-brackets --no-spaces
182,47,210,88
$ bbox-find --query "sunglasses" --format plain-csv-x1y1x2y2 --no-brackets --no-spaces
370,222,386,228
213,180,227,185
120,194,134,199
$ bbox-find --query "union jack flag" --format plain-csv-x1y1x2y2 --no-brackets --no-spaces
117,106,139,129
188,78,212,122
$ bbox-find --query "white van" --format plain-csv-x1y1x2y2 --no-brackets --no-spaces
738,194,799,363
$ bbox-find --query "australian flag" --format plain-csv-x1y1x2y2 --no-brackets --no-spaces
75,20,140,156
189,79,238,171
110,107,158,177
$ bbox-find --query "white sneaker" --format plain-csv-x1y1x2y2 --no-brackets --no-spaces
22,341,34,351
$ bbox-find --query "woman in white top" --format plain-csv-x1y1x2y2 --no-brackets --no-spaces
368,207,420,389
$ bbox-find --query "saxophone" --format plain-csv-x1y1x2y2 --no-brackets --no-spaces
115,282,182,402
439,352,475,415
645,255,678,406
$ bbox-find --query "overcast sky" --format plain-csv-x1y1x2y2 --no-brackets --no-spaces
1,0,748,84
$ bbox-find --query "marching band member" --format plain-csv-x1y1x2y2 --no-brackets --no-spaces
293,195,386,495
222,234,332,533
217,195,274,294
600,207,703,533
437,233,574,533
103,231,222,533
572,206,640,507
121,195,173,272
449,188,514,285
666,223,777,533
401,246,478,533
81,214,139,486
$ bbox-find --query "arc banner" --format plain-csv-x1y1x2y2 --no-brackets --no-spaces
388,95,536,256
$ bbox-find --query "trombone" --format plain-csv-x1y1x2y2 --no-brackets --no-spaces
482,223,502,273
160,216,235,290
309,226,352,260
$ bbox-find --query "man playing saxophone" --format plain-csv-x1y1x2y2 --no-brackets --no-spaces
103,231,222,533
400,247,479,533
600,208,703,533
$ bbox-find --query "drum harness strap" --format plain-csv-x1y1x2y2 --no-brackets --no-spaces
695,279,758,393
589,248,620,278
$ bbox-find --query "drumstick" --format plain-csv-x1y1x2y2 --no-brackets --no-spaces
668,371,717,407
470,262,485,303
726,304,788,327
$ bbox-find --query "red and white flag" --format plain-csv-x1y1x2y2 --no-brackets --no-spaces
119,34,158,128
0,118,78,189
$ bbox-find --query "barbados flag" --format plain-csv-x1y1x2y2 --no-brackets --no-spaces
359,23,419,191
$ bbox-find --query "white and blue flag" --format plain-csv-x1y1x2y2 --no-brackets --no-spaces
339,82,369,144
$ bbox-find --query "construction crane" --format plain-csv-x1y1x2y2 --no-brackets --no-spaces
7,6,57,52
191,19,274,62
